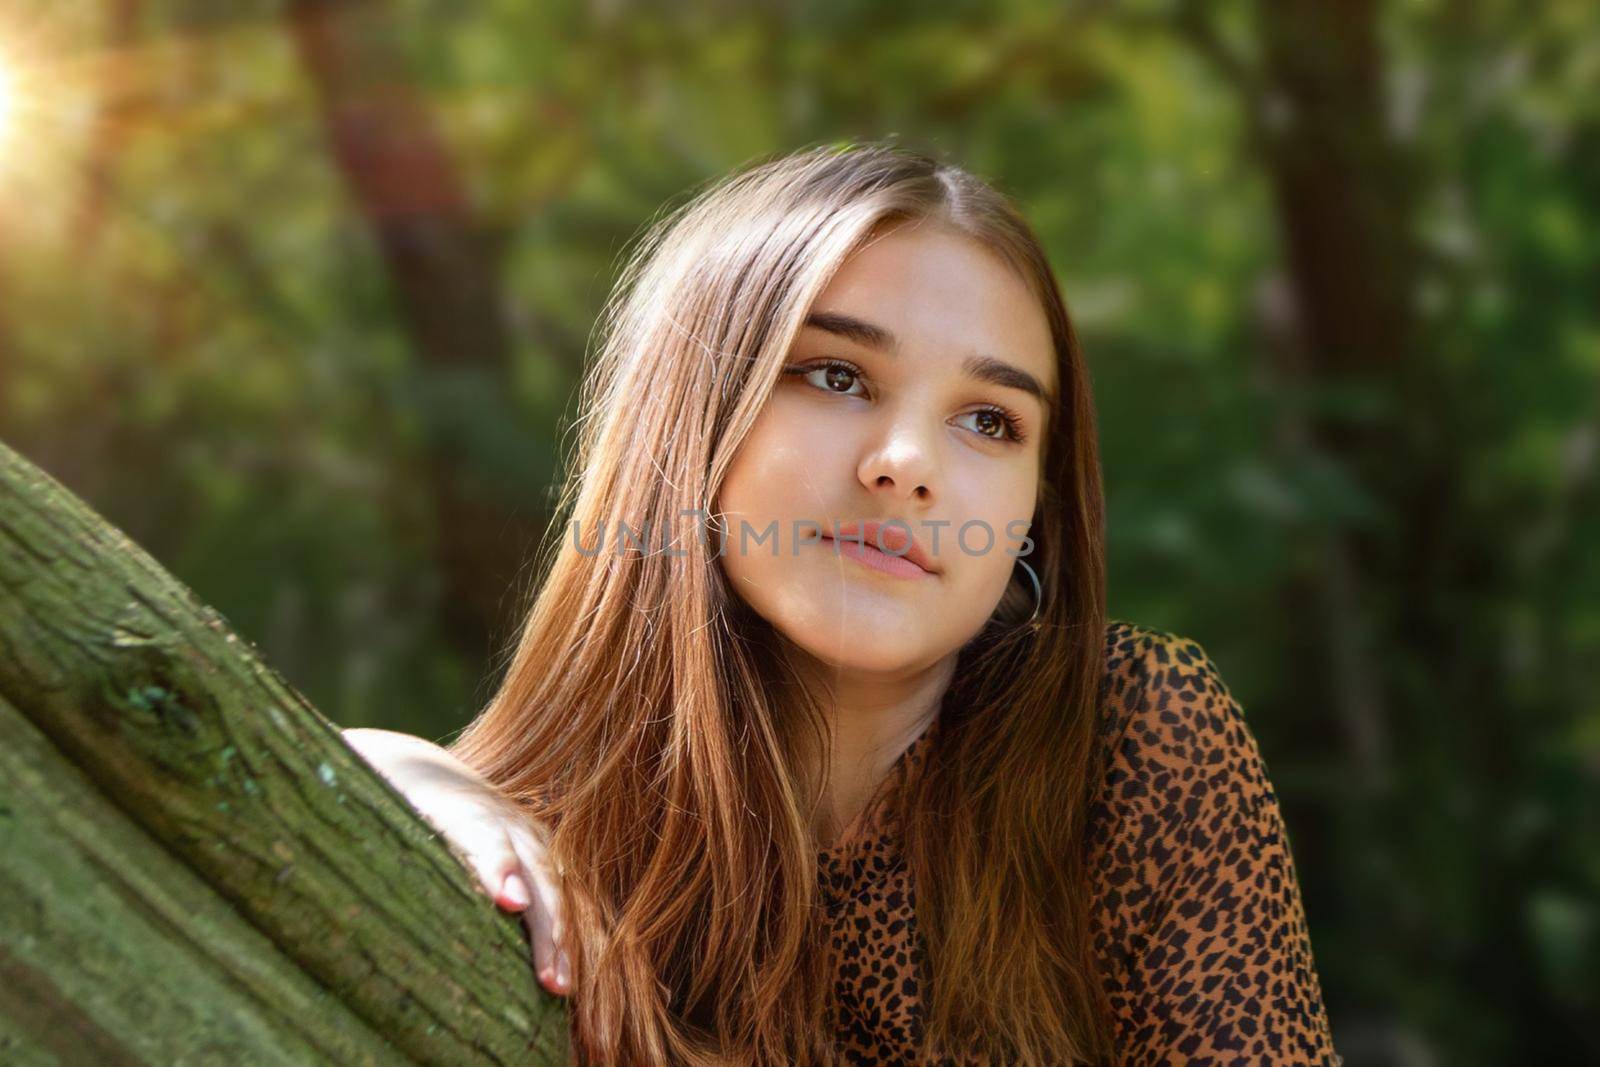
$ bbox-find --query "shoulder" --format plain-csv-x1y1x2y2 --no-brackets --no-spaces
1086,618,1292,928
1085,622,1340,1063
1093,618,1254,775
1084,618,1282,887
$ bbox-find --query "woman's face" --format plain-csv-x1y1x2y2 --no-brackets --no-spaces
716,219,1057,675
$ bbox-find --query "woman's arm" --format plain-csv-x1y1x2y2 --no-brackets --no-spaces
343,728,496,794
341,727,573,996
1086,631,1340,1066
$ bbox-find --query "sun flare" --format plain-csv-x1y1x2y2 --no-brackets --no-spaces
0,53,16,152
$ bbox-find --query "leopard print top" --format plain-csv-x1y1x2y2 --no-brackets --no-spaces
815,620,1340,1065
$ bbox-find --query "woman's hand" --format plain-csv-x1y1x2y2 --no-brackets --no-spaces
341,728,571,997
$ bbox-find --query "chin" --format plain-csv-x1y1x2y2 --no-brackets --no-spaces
728,570,962,673
776,606,945,674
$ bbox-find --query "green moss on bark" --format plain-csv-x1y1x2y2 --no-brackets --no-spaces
0,441,569,1065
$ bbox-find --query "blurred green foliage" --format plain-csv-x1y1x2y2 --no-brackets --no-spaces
0,0,1595,1062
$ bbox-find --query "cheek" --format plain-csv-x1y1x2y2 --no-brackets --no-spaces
936,466,1038,608
714,402,832,610
717,399,838,530
938,519,1023,623
942,462,1039,553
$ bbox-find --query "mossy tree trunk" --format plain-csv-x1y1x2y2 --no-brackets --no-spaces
0,440,569,1066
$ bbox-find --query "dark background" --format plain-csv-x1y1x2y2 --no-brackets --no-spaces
1,1,1595,1061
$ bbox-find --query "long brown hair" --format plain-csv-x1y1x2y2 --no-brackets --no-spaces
449,141,1113,1065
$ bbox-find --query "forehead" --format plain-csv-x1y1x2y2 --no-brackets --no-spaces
810,220,1057,393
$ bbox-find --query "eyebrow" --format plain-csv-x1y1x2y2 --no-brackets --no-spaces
803,310,1054,406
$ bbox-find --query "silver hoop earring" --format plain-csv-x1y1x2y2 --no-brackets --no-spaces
1016,558,1043,625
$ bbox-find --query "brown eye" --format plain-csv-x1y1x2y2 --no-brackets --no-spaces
954,406,1026,444
782,359,869,398
823,365,856,392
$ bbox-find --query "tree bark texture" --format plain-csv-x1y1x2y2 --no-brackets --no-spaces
0,440,569,1065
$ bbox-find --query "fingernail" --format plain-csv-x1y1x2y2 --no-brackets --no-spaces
555,952,570,989
501,873,531,909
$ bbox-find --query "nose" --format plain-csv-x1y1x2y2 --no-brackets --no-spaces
857,408,939,506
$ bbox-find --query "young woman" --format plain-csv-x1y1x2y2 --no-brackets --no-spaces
345,142,1339,1065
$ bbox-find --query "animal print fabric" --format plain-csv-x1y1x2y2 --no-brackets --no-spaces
815,620,1340,1065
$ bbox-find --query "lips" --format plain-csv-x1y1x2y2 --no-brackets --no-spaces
822,520,940,576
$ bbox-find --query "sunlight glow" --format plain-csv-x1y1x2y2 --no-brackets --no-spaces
0,30,82,215
0,53,16,154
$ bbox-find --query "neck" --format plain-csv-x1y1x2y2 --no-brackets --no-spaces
784,647,957,847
